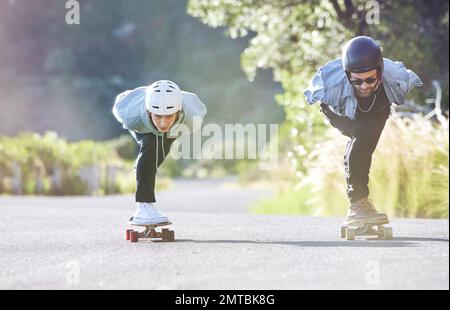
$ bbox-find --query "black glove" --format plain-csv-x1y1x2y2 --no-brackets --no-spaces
319,102,354,138
320,102,333,117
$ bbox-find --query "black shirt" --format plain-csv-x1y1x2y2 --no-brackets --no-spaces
355,85,391,121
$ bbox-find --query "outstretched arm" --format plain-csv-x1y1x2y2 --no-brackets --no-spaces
320,102,354,138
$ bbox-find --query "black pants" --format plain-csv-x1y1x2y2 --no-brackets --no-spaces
129,131,176,203
322,105,390,203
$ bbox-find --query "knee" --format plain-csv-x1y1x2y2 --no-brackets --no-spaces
137,134,155,149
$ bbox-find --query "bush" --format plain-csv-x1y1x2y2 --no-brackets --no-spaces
105,134,137,161
0,132,138,196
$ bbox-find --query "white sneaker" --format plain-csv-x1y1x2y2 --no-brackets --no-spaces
130,202,169,225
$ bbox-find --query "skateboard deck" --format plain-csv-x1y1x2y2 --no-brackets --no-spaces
341,220,393,240
126,217,175,242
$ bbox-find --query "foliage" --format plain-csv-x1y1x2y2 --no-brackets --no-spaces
0,132,142,196
189,0,449,176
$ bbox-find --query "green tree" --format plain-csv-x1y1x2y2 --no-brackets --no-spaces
188,0,449,177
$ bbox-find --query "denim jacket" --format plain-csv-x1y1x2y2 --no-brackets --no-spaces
304,58,423,119
112,86,207,136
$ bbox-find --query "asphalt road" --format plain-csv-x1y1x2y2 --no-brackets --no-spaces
0,178,448,290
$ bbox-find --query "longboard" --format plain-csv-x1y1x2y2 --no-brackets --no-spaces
126,217,175,242
341,219,393,240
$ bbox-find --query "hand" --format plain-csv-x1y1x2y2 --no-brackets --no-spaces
319,102,354,138
320,102,332,116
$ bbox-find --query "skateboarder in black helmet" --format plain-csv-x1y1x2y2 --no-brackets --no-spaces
304,36,422,226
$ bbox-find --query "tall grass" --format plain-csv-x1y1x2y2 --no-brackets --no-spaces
253,115,449,219
370,115,449,218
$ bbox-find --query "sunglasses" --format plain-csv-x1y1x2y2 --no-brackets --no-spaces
349,76,378,86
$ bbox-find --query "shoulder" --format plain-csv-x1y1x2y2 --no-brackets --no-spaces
383,58,410,80
318,59,348,90
181,91,207,113
115,86,147,102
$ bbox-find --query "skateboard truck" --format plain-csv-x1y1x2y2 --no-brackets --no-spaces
341,222,393,241
126,218,175,243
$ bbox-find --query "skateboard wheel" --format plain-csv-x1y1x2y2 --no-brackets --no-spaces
341,226,347,239
167,230,175,242
161,228,169,239
377,226,385,239
346,228,356,241
126,229,133,241
130,231,139,243
384,227,393,240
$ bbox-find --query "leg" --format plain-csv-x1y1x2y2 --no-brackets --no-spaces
344,115,388,203
130,131,176,203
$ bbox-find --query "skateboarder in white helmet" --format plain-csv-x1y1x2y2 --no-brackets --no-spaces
113,80,207,225
304,36,422,227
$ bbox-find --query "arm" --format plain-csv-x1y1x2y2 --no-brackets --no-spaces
180,91,207,133
112,87,148,132
320,102,354,138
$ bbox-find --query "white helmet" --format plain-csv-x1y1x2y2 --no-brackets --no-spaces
145,80,183,115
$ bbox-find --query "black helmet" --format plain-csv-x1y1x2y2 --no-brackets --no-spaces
342,36,384,78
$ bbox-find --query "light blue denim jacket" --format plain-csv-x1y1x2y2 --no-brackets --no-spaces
304,58,423,119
